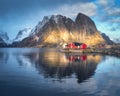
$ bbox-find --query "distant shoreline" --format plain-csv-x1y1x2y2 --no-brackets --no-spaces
0,44,120,57
58,44,120,57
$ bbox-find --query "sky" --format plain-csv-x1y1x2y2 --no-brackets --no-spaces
0,0,120,40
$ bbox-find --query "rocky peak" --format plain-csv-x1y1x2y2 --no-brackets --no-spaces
75,13,97,35
41,16,50,25
50,15,72,24
32,15,75,36
50,15,63,23
49,15,75,31
17,13,109,47
30,16,51,35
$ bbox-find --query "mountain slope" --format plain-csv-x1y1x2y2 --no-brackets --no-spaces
101,33,114,45
16,13,110,47
14,28,32,42
0,37,7,47
0,32,9,43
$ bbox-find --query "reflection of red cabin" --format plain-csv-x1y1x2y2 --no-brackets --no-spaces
67,55,87,62
65,42,87,49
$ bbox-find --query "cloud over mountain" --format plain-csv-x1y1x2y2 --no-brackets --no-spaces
0,0,120,40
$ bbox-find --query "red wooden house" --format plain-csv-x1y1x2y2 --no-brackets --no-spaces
64,42,87,49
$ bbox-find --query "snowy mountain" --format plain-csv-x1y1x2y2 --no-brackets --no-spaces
29,15,67,36
30,16,51,36
0,37,7,47
14,28,32,42
11,13,115,47
16,13,107,47
0,31,9,43
113,38,120,43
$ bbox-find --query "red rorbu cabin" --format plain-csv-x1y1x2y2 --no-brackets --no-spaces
64,42,87,49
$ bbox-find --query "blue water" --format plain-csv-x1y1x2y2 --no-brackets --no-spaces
0,48,120,96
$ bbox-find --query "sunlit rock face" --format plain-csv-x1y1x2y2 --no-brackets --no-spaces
18,13,108,47
74,13,105,45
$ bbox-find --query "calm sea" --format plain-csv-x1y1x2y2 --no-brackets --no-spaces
0,48,120,96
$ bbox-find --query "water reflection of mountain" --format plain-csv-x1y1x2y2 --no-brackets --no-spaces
0,49,9,64
16,51,102,83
